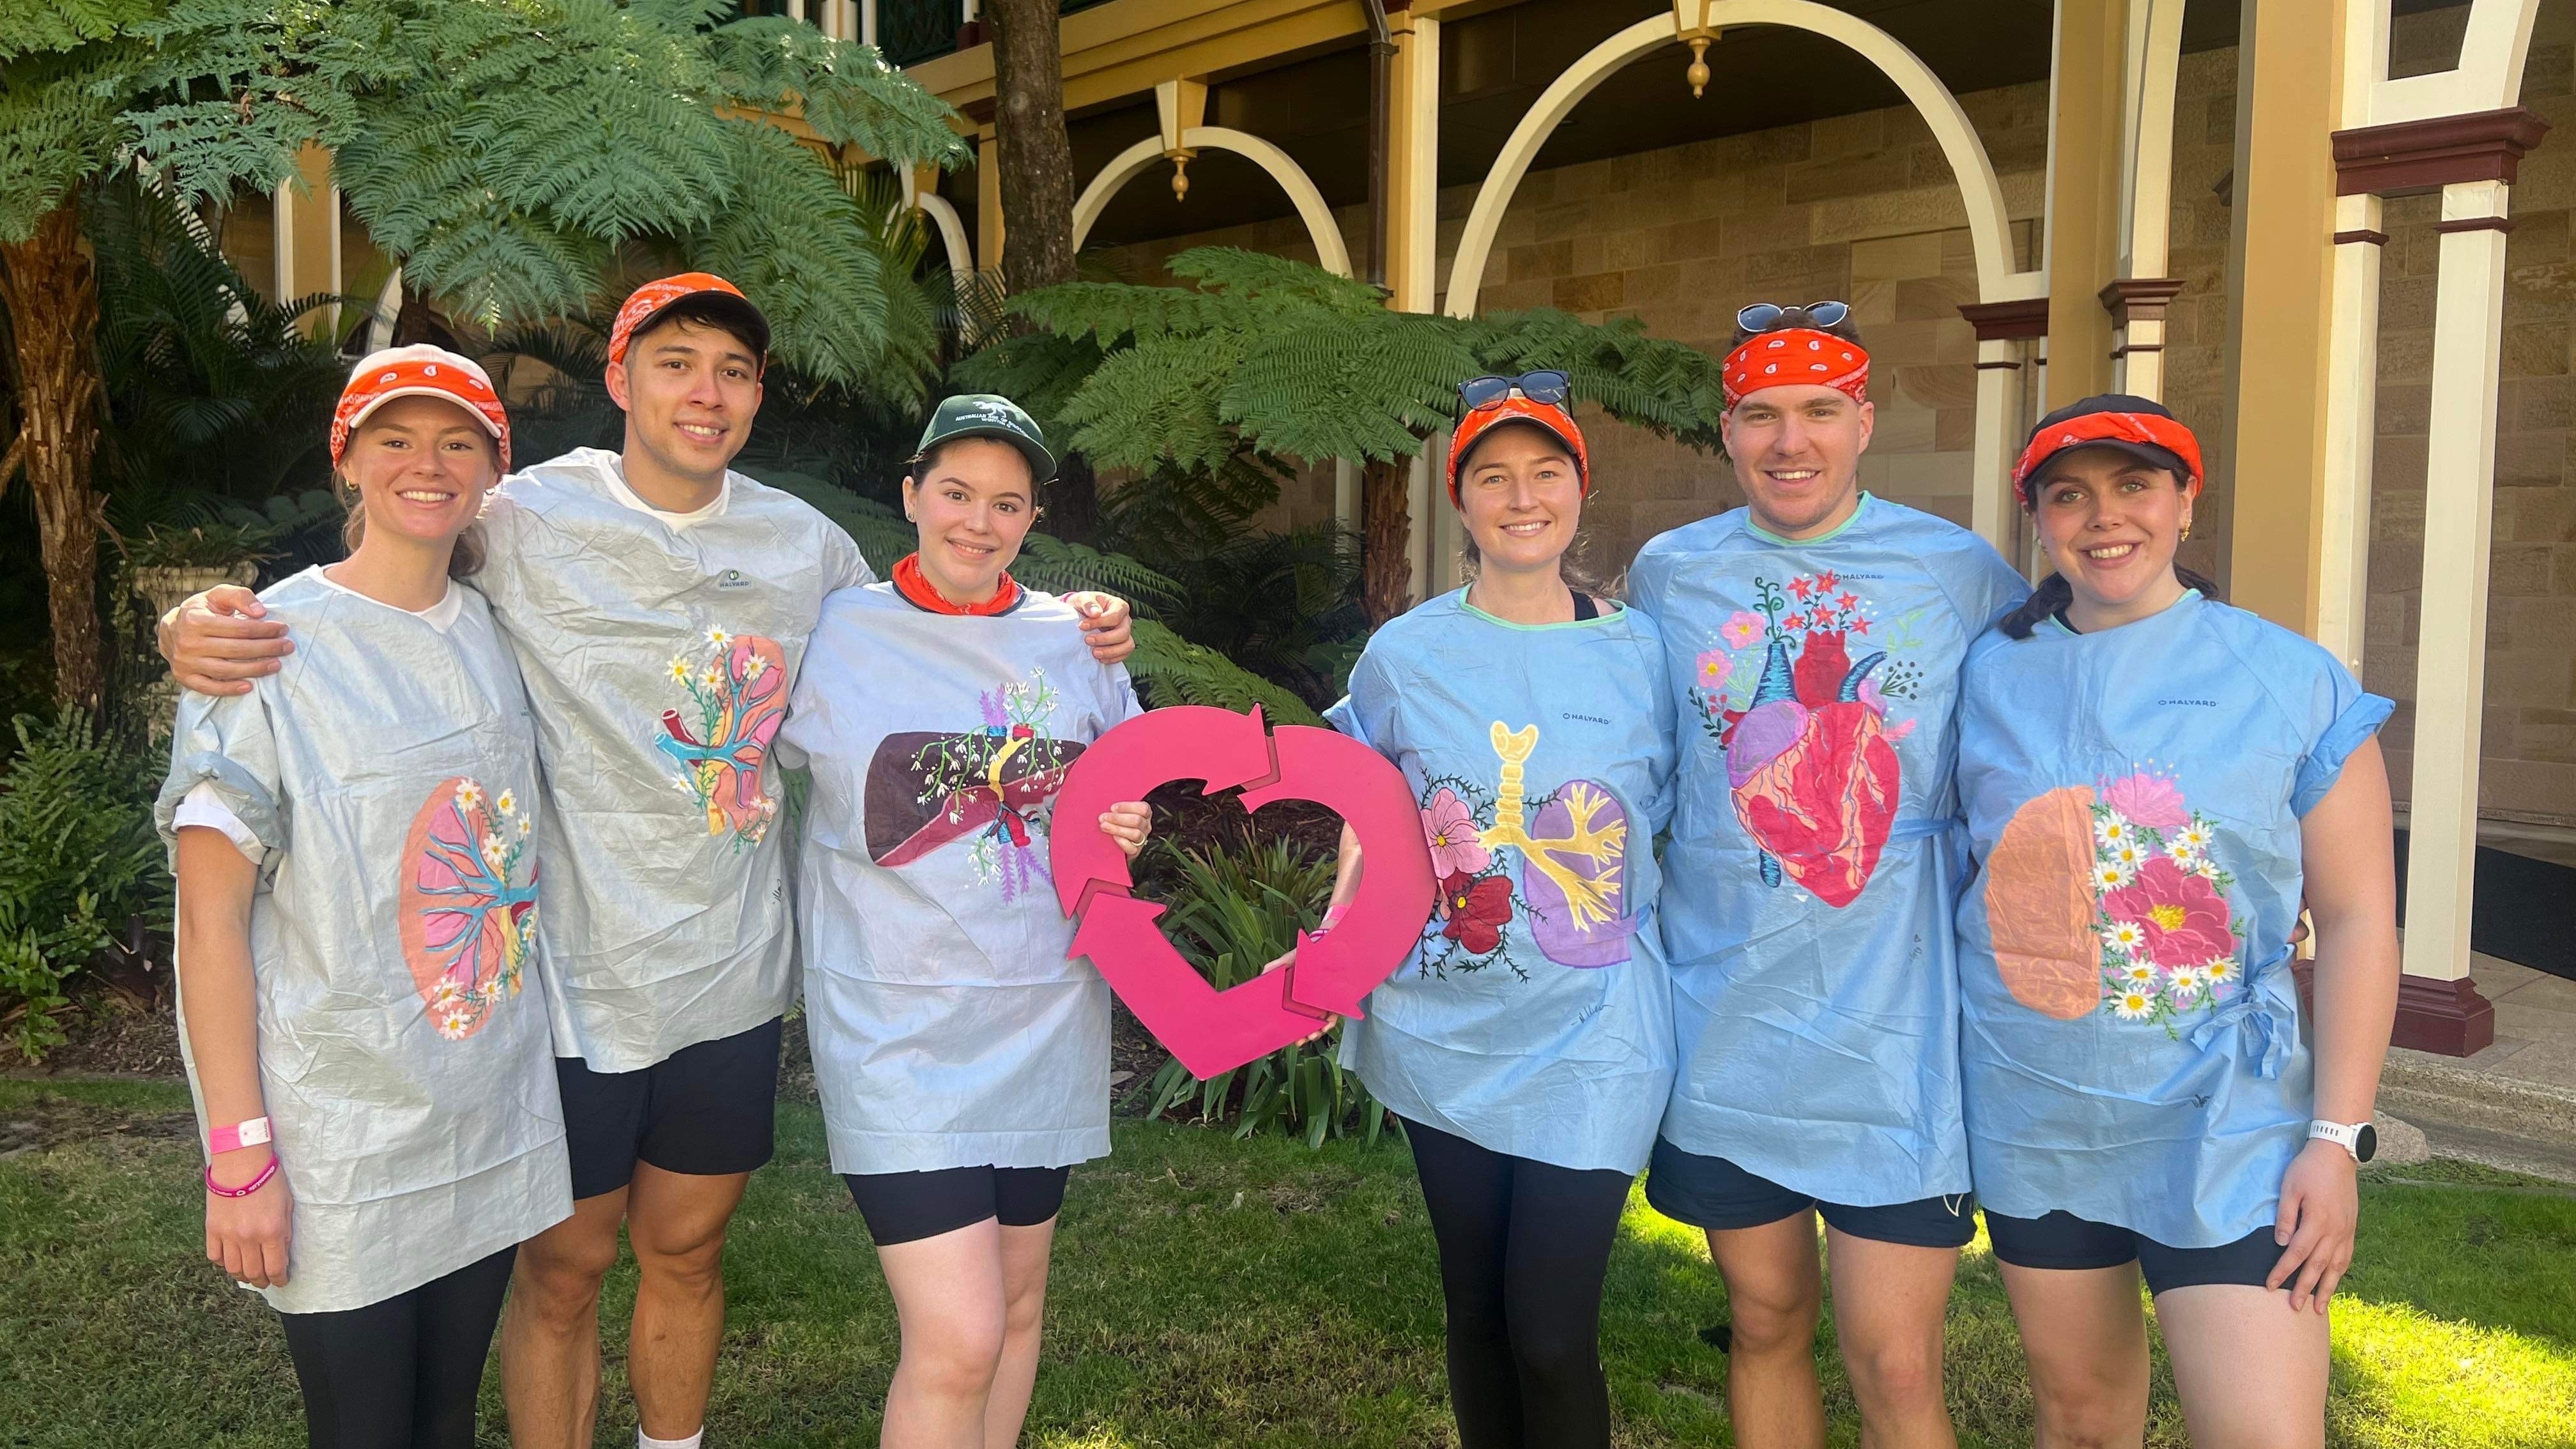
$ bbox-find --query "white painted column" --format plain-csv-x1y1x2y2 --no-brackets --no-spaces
786,0,806,22
862,0,878,46
1335,459,1358,539
1971,337,2025,566
2317,190,2388,673
2402,178,2512,990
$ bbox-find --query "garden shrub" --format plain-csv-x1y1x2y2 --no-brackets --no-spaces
0,709,172,1058
1133,834,1399,1148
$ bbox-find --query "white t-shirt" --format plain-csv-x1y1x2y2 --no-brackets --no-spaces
174,576,464,867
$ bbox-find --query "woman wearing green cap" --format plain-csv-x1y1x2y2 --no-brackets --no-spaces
776,395,1155,1448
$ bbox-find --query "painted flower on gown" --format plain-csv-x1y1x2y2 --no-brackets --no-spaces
2103,857,2234,970
1421,787,1493,879
1439,871,1515,956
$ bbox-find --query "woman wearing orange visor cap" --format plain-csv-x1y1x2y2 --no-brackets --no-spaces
158,346,571,1449
1281,371,1679,1447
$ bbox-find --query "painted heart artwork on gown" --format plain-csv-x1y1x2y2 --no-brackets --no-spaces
1701,574,1913,908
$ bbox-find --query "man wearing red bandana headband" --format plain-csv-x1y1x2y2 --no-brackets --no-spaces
1627,304,2030,1448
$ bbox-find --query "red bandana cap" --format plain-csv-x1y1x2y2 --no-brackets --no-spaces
2011,394,2205,507
331,345,510,474
1723,328,1869,410
1447,395,1590,504
607,272,772,369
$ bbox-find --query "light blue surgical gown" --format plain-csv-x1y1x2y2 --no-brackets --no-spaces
1326,589,1678,1174
1955,590,2391,1246
1629,495,2030,1206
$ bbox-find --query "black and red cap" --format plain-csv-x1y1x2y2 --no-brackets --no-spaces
2012,394,2205,507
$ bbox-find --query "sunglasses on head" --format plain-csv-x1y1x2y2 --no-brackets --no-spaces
1458,369,1572,412
1736,300,1851,334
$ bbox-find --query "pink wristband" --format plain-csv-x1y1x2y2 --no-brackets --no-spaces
207,1116,272,1154
204,1156,279,1199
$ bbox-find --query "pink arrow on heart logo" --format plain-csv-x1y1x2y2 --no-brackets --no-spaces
1048,705,1436,1080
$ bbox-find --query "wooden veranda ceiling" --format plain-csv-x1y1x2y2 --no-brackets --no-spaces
942,0,2258,255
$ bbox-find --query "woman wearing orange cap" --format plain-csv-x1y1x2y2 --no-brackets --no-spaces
1955,395,2398,1445
1285,372,1677,1448
159,346,571,1449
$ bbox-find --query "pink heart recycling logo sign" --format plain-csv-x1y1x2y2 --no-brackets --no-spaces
1049,705,1436,1079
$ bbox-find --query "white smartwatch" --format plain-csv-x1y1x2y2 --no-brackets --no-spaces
2308,1119,2377,1163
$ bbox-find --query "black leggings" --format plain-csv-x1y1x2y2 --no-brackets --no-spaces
275,1246,517,1449
1402,1117,1636,1449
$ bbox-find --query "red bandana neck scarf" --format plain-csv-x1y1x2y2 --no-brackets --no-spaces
1723,328,1870,410
2011,411,2205,504
893,552,1022,616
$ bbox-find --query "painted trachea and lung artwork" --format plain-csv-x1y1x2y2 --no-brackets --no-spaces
1416,720,1639,979
863,670,1084,900
398,774,540,1042
656,628,788,847
1689,571,1913,908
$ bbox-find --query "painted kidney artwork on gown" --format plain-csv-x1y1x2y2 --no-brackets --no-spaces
398,776,540,1041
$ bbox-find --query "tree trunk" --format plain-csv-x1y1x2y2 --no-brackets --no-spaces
984,0,1100,535
1045,448,1101,544
0,204,107,710
1361,453,1413,625
981,0,1078,297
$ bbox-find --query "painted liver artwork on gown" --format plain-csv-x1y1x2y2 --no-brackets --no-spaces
1690,570,1912,907
864,669,1084,900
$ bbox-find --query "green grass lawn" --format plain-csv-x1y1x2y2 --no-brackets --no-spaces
4,1077,2573,1446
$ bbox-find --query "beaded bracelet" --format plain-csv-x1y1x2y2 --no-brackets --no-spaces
204,1156,279,1199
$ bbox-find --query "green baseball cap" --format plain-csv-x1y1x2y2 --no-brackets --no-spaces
914,394,1057,484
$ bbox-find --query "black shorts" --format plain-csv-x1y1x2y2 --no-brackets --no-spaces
1984,1209,2283,1295
1644,1137,1977,1249
556,1016,784,1200
843,1165,1073,1246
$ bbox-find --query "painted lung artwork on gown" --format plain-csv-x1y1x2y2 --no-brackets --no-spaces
864,668,1084,900
397,775,540,1040
1690,573,1913,907
657,627,787,847
1417,721,1639,976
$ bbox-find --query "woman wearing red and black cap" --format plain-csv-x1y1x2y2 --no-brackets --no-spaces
1291,372,1678,1448
1955,395,2399,1445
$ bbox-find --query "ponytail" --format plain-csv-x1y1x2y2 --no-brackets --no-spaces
1998,563,2225,639
1997,572,2072,639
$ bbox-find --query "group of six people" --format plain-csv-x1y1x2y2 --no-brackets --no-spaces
156,275,2400,1449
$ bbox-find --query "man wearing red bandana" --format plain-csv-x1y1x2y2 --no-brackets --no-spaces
1627,303,2029,1449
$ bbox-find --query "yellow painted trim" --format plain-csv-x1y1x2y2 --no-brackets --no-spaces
908,0,1371,112
977,132,1005,275
2042,0,2123,407
2222,0,2349,636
